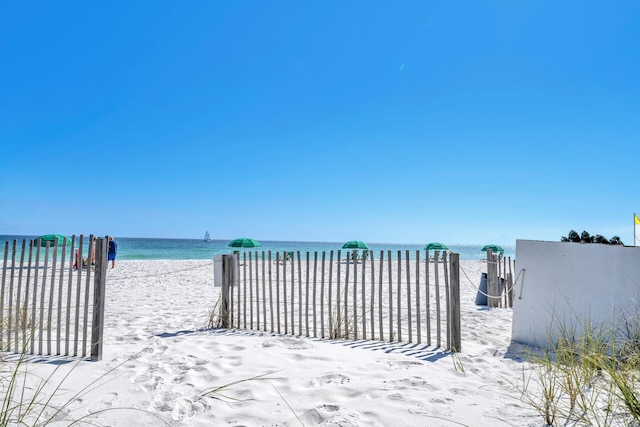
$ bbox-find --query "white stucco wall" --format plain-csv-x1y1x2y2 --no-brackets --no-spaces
511,240,640,348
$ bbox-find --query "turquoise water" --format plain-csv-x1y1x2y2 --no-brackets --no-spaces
0,235,515,261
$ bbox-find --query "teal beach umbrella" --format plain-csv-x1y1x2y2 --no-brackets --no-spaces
228,238,261,248
481,244,504,255
424,242,448,251
35,234,71,247
342,240,369,249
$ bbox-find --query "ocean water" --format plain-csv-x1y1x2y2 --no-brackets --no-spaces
0,235,515,261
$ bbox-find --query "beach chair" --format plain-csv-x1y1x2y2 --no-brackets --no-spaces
275,251,293,264
361,250,369,263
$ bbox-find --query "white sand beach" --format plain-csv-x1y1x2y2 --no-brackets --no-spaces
9,259,542,426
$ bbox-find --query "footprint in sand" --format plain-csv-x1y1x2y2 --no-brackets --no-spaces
261,336,315,350
309,373,351,386
430,396,455,404
217,354,243,370
391,376,439,390
87,392,119,412
299,405,360,426
132,367,164,392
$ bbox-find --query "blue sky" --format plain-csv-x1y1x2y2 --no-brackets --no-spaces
1,1,639,245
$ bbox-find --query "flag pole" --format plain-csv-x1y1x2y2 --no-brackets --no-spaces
636,212,637,247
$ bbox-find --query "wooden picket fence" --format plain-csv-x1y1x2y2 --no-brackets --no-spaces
219,250,461,352
0,235,108,361
486,249,516,308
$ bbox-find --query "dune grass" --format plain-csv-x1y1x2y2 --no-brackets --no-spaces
0,342,169,426
519,309,640,426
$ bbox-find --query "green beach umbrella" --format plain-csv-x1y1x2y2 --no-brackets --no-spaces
35,234,72,247
424,242,448,251
228,238,261,248
342,240,369,249
481,244,504,255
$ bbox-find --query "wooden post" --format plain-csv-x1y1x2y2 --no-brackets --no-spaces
242,252,247,329
219,254,235,329
82,234,94,357
425,249,431,346
320,251,326,339
15,240,26,352
443,251,450,349
313,251,318,338
255,252,261,330
297,251,302,336
434,250,441,348
327,250,333,339
387,250,392,341
378,251,384,341
91,238,108,361
370,250,376,340
361,250,366,340
40,242,50,355
235,253,240,328
344,251,349,339
47,241,58,355
0,241,8,347
73,235,84,356
57,238,68,355
268,251,274,332
487,249,500,307
30,241,41,354
260,251,265,330
502,256,507,308
290,251,295,335
65,236,75,355
281,252,287,334
248,252,254,329
415,250,421,344
24,240,34,352
6,240,16,352
353,251,358,339
405,250,412,343
336,250,341,339
507,257,515,308
305,252,310,337
397,250,402,342
275,252,280,334
449,253,461,352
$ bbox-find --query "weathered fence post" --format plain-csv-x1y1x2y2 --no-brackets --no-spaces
219,254,236,328
507,257,514,308
91,237,108,361
449,253,461,352
0,241,8,348
487,249,500,308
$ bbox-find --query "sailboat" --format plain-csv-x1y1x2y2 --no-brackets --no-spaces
203,231,211,242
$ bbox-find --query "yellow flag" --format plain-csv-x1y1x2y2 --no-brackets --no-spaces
636,213,640,225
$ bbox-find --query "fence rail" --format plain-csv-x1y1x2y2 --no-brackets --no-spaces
219,250,461,352
0,235,108,361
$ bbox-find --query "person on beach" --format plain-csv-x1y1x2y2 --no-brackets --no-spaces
108,236,117,268
73,248,81,270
